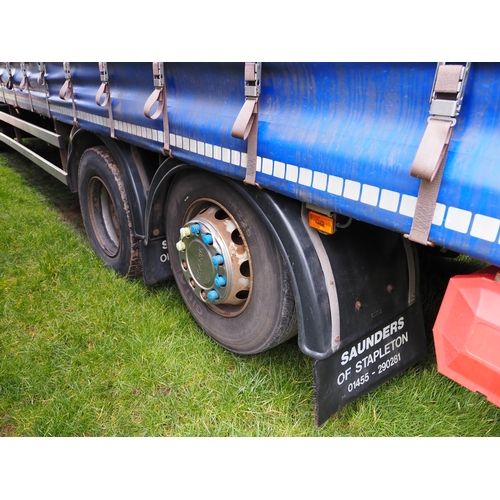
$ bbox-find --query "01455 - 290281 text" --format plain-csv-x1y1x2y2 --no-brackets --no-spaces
335,317,408,393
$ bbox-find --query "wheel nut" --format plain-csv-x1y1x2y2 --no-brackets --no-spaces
190,223,201,234
201,233,213,245
214,274,227,287
212,254,224,269
180,227,191,238
207,290,219,302
176,240,186,252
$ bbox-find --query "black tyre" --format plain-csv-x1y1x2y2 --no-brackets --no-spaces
166,170,297,355
78,146,142,278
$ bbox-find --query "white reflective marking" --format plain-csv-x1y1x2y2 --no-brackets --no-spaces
445,207,472,234
432,203,446,226
312,171,327,191
274,161,285,179
343,179,361,201
379,189,400,212
256,156,262,172
470,214,500,242
399,194,417,217
327,175,343,196
360,184,379,206
286,164,299,182
299,167,313,186
231,150,240,166
262,157,273,175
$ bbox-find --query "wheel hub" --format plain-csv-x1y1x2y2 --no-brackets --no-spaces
88,176,120,258
176,202,251,315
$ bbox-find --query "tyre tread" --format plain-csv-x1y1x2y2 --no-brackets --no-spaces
78,146,142,279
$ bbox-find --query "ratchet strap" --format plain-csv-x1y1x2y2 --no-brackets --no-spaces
37,63,51,115
95,62,115,138
3,63,19,108
59,62,78,125
19,63,34,112
231,62,261,186
407,63,470,246
5,63,14,91
0,64,7,104
144,62,170,155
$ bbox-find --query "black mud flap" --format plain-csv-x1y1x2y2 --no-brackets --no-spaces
140,238,173,286
314,299,426,427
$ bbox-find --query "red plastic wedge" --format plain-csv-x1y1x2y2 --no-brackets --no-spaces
433,266,500,407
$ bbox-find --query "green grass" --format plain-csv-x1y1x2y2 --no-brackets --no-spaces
1,144,500,437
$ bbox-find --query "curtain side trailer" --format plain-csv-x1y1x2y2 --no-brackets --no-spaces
1,62,499,425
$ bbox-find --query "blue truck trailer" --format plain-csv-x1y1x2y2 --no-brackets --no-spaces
1,62,499,425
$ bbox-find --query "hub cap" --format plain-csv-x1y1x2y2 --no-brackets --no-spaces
176,202,252,317
88,176,120,257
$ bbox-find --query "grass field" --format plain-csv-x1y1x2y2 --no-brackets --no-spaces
1,143,500,437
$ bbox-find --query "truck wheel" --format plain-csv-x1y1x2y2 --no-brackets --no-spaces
78,146,142,278
166,170,297,355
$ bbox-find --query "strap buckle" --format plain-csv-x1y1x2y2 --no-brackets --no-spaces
244,61,261,98
428,62,471,119
152,62,164,89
